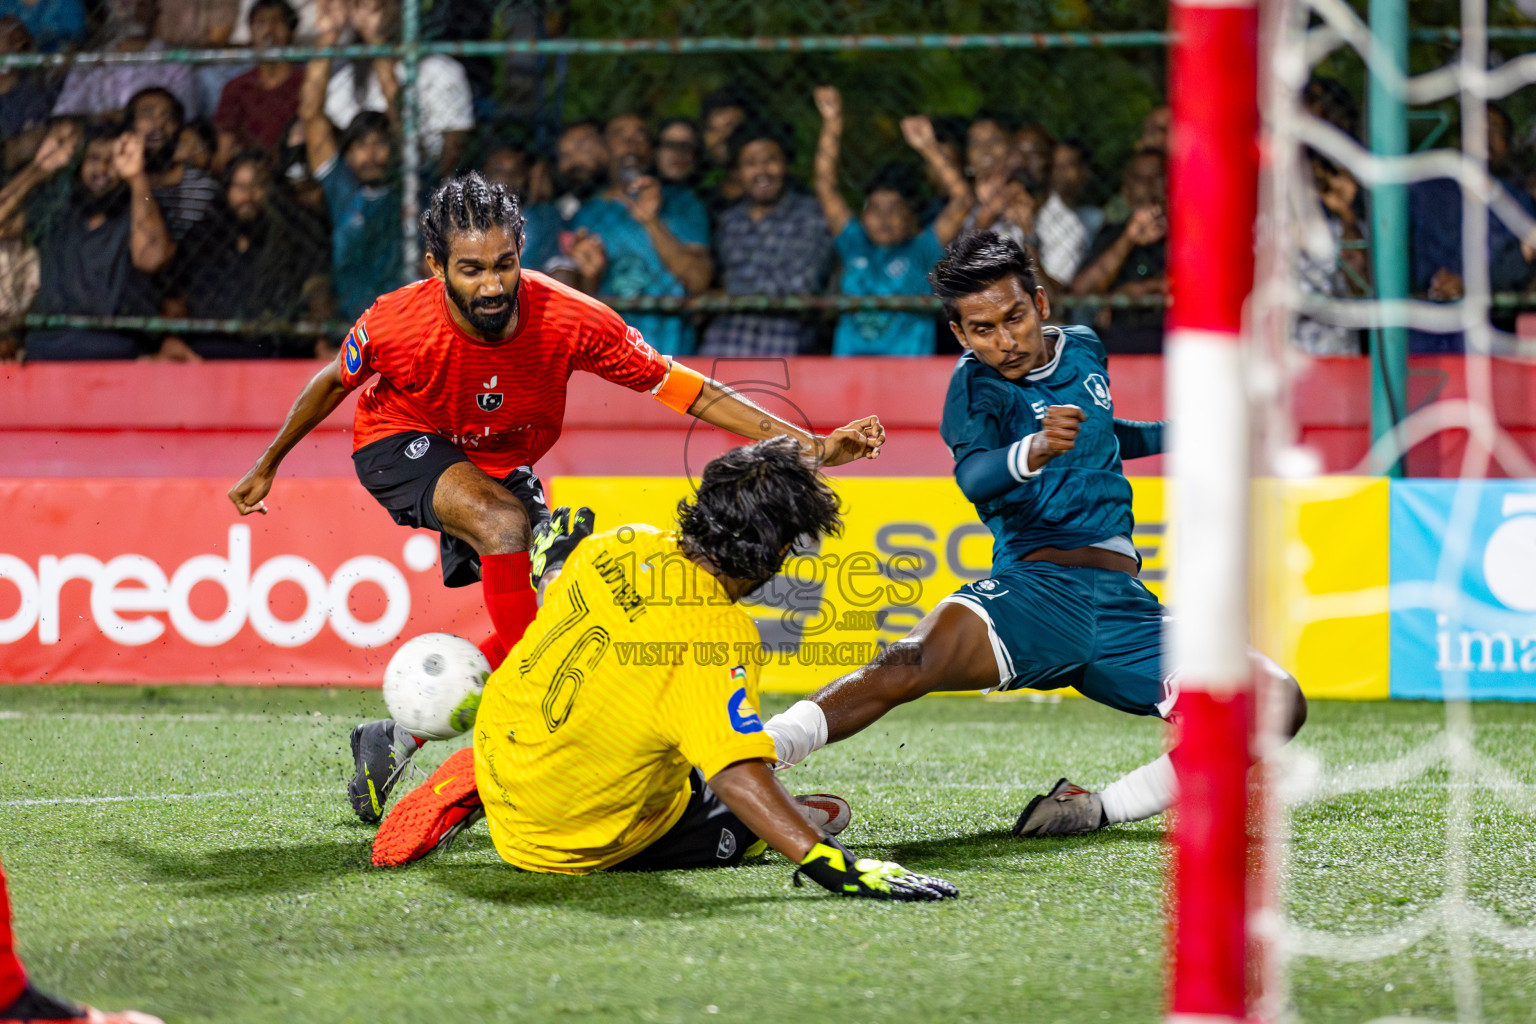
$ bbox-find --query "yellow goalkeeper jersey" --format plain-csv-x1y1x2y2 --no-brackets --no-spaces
473,525,777,874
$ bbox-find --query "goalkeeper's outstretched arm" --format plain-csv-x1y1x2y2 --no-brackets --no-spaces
707,759,959,902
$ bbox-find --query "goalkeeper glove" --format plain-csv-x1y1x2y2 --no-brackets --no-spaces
529,505,596,588
793,838,959,902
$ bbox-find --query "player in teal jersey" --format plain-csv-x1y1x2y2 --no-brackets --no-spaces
764,231,1307,836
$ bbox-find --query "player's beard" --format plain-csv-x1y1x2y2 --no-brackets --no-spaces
448,280,517,337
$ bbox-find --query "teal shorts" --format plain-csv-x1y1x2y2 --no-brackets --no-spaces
940,563,1177,718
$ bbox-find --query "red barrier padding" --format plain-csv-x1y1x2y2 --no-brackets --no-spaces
4,355,1535,478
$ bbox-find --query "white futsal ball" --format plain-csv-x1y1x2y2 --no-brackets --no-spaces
382,633,490,740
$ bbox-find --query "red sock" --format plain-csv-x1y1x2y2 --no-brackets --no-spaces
482,551,537,655
478,633,508,669
0,859,29,1008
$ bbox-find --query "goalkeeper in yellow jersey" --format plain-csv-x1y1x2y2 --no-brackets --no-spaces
373,437,958,902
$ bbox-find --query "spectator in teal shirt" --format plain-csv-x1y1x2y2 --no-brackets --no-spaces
812,87,972,356
0,0,85,52
300,15,400,319
570,112,712,355
519,120,606,284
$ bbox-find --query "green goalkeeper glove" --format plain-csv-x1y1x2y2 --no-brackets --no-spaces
529,505,595,588
793,839,959,902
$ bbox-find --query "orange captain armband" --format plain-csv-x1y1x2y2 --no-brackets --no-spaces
650,359,707,414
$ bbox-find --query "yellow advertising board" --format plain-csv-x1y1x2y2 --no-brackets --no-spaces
549,475,1385,697
551,476,1163,694
1252,477,1390,700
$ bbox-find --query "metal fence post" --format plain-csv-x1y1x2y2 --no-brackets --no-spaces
400,0,422,286
1368,0,1409,477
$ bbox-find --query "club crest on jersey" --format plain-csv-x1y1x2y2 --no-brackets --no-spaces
476,392,504,412
404,435,431,460
1083,373,1112,410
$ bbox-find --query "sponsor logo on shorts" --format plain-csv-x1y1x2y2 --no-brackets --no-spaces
476,393,504,412
1084,373,1112,410
716,828,737,859
726,681,762,734
405,436,431,460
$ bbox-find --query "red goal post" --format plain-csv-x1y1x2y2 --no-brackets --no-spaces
1166,0,1262,1021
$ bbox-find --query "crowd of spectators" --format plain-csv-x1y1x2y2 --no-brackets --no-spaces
0,0,1516,362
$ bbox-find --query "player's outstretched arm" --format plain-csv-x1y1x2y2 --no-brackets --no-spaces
228,354,350,515
707,759,958,902
683,375,884,466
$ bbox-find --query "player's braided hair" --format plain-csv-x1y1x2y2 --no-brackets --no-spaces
676,436,843,593
420,171,526,266
929,230,1039,324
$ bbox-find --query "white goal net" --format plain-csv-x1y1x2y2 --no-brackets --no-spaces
1254,0,1536,1020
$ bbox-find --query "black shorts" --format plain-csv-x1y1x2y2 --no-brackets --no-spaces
352,431,551,588
609,770,761,872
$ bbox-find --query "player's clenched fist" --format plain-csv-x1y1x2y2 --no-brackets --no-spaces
228,467,274,515
1029,404,1085,466
817,414,885,466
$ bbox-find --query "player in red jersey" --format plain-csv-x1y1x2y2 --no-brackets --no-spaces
228,172,885,822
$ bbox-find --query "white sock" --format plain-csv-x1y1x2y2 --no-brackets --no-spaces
1099,753,1178,824
764,700,827,768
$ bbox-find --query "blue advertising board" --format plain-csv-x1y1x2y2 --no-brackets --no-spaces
1390,480,1536,700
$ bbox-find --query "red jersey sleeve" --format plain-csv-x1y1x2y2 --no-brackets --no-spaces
337,312,376,392
573,304,668,393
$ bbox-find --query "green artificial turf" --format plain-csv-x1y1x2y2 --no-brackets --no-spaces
1,687,1534,1023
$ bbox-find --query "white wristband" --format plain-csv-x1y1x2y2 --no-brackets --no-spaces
1009,434,1044,481
763,699,828,769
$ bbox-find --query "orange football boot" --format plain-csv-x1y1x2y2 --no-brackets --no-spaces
371,746,483,867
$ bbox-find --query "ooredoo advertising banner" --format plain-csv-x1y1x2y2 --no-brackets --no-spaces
17,473,1523,700
0,479,487,684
